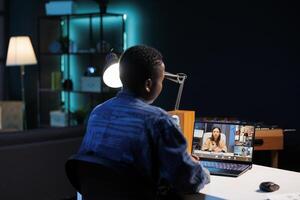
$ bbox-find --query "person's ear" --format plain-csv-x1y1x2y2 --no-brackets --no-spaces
145,78,152,93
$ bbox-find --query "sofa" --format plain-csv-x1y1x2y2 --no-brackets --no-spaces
0,126,85,200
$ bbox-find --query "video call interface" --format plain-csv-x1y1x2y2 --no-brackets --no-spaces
192,122,255,162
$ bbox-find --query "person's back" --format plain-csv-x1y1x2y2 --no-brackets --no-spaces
76,45,210,196
78,90,171,178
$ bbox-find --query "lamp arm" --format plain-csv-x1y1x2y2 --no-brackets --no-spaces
164,72,187,83
164,72,179,83
175,74,186,110
164,72,187,110
164,71,179,78
164,76,179,83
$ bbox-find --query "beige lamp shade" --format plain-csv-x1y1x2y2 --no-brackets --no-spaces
6,36,37,66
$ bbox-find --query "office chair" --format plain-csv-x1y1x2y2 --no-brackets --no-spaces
65,155,157,200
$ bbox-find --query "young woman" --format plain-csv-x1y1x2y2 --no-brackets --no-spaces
202,127,227,152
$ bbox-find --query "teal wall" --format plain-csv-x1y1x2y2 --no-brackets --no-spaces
62,1,143,113
74,0,143,48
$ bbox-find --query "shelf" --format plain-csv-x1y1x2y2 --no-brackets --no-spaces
38,88,110,94
38,12,124,127
39,12,124,19
40,51,121,56
40,52,96,56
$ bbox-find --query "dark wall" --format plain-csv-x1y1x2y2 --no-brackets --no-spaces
142,1,299,130
6,0,300,169
7,0,299,128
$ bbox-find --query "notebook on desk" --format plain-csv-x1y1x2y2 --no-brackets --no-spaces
192,120,255,177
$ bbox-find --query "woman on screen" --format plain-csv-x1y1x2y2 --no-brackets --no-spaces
202,127,227,152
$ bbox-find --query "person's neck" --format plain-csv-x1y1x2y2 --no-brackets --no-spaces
121,88,148,103
122,87,155,104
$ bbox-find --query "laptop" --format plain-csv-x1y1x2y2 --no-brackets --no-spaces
191,120,255,177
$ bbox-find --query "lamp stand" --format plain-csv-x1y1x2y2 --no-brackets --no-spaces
174,76,186,110
20,65,27,130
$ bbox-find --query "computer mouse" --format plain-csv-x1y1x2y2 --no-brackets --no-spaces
259,181,280,192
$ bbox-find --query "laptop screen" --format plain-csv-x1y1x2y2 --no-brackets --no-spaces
192,121,255,162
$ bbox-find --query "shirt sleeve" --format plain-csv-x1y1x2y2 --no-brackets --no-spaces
150,115,210,193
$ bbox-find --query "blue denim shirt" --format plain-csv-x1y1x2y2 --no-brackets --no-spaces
77,90,209,192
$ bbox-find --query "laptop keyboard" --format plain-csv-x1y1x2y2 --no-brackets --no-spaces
201,161,249,171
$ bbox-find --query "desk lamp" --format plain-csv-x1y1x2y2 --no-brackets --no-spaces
102,52,187,104
6,36,37,129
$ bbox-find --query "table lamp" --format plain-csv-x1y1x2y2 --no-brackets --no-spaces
6,36,37,129
102,53,188,103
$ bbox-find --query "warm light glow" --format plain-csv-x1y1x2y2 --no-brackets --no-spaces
6,36,37,66
103,63,122,88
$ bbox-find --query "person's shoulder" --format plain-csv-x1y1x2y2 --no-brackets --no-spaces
89,97,116,115
142,103,169,118
143,104,181,130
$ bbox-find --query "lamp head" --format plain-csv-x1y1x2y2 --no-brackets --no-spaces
6,36,37,66
103,52,122,88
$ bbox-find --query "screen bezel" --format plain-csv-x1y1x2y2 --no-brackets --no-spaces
191,120,256,164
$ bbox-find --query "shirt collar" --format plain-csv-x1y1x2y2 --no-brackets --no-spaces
117,88,148,104
117,88,138,98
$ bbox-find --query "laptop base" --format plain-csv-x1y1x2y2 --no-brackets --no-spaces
205,165,252,177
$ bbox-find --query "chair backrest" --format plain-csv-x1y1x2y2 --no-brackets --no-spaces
0,101,24,131
202,132,226,146
65,155,156,200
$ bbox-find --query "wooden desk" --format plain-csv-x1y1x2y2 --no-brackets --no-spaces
200,164,300,200
254,129,284,168
77,165,300,200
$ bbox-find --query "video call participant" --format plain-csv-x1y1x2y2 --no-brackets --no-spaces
202,127,228,153
76,45,210,197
